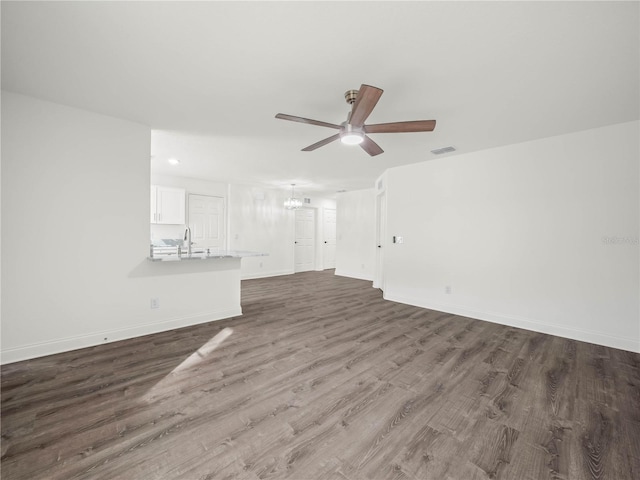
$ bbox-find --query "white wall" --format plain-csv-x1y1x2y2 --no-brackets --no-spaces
336,189,376,281
383,121,639,352
1,92,242,363
228,184,294,279
228,184,336,279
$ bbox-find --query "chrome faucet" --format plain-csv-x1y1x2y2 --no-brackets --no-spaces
184,227,192,255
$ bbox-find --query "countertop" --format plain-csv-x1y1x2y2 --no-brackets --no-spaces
148,249,267,262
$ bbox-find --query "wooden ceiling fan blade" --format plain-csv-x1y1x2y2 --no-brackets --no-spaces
364,120,436,134
349,85,383,127
301,133,341,151
275,113,341,130
360,135,384,156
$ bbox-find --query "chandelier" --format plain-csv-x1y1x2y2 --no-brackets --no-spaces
284,184,302,210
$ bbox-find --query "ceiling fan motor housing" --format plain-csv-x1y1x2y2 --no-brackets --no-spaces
344,89,359,105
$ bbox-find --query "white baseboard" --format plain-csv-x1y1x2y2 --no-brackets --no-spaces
1,307,243,365
241,269,293,280
384,292,640,354
334,269,374,282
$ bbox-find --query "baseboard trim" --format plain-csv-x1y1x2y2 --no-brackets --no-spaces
1,307,243,365
384,292,640,353
334,269,374,282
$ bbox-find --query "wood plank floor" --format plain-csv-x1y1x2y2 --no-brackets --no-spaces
2,270,639,480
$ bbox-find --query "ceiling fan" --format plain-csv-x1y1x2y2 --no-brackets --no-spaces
275,84,436,156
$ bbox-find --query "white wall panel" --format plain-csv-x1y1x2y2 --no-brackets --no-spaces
1,92,242,363
383,121,639,352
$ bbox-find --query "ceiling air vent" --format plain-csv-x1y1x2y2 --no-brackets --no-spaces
431,146,456,155
304,198,311,204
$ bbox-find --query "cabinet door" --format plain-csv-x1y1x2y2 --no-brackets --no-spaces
157,186,185,224
150,185,158,223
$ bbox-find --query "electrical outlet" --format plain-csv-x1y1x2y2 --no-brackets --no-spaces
150,298,160,309
259,262,263,268
445,286,452,295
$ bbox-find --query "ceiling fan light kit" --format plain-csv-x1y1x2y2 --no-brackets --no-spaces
275,84,436,156
340,124,364,145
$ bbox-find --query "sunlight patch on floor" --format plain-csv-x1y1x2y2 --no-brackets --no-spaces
142,327,233,402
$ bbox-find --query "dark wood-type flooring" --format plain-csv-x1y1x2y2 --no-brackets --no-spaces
2,270,640,479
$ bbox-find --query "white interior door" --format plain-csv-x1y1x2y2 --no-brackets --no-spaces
188,194,225,249
295,208,315,272
374,192,386,290
323,208,336,269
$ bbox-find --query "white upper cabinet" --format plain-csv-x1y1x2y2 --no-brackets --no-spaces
150,186,158,223
150,185,185,224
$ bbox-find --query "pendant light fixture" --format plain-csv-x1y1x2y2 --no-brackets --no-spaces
284,184,302,210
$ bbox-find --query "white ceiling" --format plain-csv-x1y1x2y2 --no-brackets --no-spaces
2,1,638,195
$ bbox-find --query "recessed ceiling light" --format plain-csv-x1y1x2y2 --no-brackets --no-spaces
168,158,180,165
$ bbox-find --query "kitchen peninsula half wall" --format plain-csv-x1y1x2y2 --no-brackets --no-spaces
149,248,266,262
